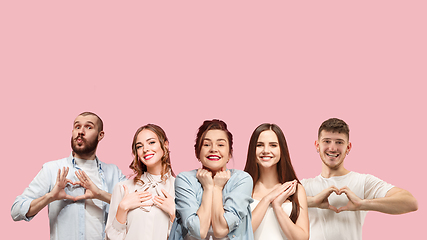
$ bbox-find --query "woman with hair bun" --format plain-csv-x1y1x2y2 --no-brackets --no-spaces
169,119,254,240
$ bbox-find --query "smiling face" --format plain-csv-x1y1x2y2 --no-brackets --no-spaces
71,114,104,159
135,129,167,175
199,129,231,174
315,130,352,171
256,130,281,169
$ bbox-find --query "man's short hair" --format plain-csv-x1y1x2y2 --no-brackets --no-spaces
77,112,103,132
318,118,349,140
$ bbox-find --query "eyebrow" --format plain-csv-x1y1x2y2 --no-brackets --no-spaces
136,138,156,145
74,121,95,125
322,138,345,141
203,138,227,142
74,121,95,126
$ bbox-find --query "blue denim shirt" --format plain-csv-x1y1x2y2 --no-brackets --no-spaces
169,169,254,240
11,153,126,240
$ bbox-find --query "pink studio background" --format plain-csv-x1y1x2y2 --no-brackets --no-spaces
1,1,425,239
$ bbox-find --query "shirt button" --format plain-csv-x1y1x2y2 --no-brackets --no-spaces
232,235,235,238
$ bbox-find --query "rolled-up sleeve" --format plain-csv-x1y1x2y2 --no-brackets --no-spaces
174,172,202,239
11,164,52,221
222,171,253,232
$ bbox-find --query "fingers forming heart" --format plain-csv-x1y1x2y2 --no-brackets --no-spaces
64,178,95,201
63,183,84,201
325,186,362,213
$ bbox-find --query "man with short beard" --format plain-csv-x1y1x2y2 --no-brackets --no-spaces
11,112,126,240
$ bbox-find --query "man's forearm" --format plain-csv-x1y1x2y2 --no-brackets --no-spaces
97,190,112,203
361,188,418,214
26,192,54,218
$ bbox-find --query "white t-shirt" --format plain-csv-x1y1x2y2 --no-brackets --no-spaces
301,171,394,240
75,158,103,240
250,199,293,240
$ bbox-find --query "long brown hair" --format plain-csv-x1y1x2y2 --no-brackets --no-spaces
129,124,175,184
244,123,301,223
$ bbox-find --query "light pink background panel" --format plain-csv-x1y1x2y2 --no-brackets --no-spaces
1,1,425,239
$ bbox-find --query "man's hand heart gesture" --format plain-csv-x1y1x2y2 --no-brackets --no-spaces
50,167,101,202
311,185,363,213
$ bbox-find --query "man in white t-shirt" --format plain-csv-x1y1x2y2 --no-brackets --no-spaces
12,112,126,240
301,118,418,240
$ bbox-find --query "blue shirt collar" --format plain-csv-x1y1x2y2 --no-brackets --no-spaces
68,152,102,170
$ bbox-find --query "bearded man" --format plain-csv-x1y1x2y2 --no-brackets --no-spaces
11,112,126,240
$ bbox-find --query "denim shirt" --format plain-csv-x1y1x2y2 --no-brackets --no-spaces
169,169,254,240
11,153,126,240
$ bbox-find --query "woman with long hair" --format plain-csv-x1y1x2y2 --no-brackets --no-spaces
244,123,309,240
169,119,254,240
105,124,175,240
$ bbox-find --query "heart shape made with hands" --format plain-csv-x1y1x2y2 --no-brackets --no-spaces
64,182,87,198
324,186,362,213
329,189,349,208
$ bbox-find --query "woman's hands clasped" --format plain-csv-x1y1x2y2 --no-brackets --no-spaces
197,167,231,190
269,180,298,207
